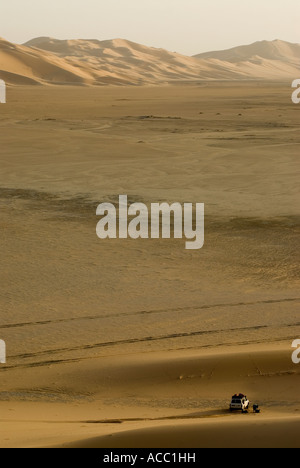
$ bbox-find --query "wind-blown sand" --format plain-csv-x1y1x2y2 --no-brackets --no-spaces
0,83,299,447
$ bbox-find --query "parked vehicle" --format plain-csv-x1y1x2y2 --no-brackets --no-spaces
230,394,250,412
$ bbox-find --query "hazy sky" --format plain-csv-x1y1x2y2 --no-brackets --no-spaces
1,0,299,55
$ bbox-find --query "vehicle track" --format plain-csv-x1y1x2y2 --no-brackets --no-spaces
0,297,298,330
1,334,297,372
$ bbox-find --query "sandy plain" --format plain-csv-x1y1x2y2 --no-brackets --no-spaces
0,83,299,447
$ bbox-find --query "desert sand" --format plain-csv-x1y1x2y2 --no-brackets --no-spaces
0,83,299,448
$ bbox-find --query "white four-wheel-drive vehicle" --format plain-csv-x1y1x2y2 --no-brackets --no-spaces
230,394,250,412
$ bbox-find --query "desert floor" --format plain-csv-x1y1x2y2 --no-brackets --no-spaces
0,83,299,448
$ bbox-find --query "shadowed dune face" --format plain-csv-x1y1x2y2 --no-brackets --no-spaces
63,417,300,449
0,37,299,85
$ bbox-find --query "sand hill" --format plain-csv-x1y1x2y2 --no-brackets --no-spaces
0,37,298,85
194,40,300,80
194,39,300,63
0,37,94,85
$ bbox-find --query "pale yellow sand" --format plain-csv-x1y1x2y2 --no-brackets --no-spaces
0,345,299,448
0,84,299,447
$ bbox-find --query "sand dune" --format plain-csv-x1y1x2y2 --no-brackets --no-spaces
194,40,300,81
65,417,300,449
194,39,300,62
0,344,299,448
0,37,298,85
0,37,94,85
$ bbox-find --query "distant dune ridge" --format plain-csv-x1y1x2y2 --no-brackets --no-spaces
0,37,299,85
